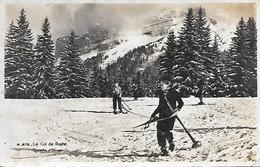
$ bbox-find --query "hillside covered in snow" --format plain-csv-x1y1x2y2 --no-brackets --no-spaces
55,8,235,69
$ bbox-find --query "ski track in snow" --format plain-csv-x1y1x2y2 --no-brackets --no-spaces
0,98,257,164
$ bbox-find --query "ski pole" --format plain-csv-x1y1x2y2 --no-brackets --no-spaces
176,116,200,148
122,98,132,110
163,95,200,147
144,117,153,129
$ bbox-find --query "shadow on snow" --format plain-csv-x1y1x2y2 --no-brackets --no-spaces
64,110,113,113
12,147,161,160
123,126,256,133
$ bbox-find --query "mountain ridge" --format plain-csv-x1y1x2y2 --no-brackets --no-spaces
55,9,235,71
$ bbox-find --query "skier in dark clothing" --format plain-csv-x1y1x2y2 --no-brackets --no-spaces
113,83,123,114
151,80,184,156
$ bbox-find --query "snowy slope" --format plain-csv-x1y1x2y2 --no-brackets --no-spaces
80,9,235,69
209,23,236,51
100,31,163,68
109,10,233,66
0,98,257,164
80,49,98,61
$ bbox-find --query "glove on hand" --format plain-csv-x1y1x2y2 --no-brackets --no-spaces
150,115,158,120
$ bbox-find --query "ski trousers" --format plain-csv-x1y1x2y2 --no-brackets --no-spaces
113,94,122,110
157,129,173,148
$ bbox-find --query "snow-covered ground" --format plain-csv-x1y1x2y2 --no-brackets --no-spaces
80,49,99,61
0,97,257,166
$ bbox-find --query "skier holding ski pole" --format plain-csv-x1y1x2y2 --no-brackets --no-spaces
112,83,124,114
150,79,184,156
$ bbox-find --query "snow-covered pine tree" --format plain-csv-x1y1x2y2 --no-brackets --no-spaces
178,8,197,96
105,64,115,97
34,17,56,99
244,17,257,97
209,34,226,97
98,67,113,97
194,7,211,53
132,71,144,98
245,17,257,68
160,30,185,91
103,70,113,97
56,31,88,98
158,52,170,81
15,9,35,98
118,74,132,97
4,21,19,98
88,65,102,97
159,31,176,80
193,7,215,97
227,17,248,97
142,65,160,97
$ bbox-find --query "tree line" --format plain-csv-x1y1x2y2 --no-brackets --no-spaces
158,7,257,97
5,9,89,98
4,8,257,99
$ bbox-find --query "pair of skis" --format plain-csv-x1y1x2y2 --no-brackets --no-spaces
113,98,132,114
133,108,179,129
121,98,154,118
122,98,132,110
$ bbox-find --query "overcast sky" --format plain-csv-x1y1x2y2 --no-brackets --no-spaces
5,3,256,40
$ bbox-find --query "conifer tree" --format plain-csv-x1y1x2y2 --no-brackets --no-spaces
88,65,102,97
177,8,198,96
132,71,144,97
5,22,19,98
34,17,56,98
158,31,176,81
209,35,225,96
11,9,35,98
142,65,160,97
56,31,88,98
119,74,132,97
227,17,247,96
193,7,215,97
194,7,211,54
160,31,185,89
98,67,112,97
158,52,171,81
179,8,197,63
245,17,257,96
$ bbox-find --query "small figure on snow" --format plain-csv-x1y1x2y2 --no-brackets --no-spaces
113,83,122,114
150,79,184,156
197,79,204,105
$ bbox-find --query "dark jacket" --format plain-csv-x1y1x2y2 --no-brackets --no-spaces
151,88,184,130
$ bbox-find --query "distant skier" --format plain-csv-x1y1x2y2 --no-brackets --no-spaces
113,83,122,114
197,79,204,105
150,79,184,156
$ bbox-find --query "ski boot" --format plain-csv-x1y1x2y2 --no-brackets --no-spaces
169,143,175,152
160,147,169,156
197,101,204,105
113,110,117,114
121,110,127,114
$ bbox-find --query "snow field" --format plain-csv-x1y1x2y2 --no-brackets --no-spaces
0,97,257,164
